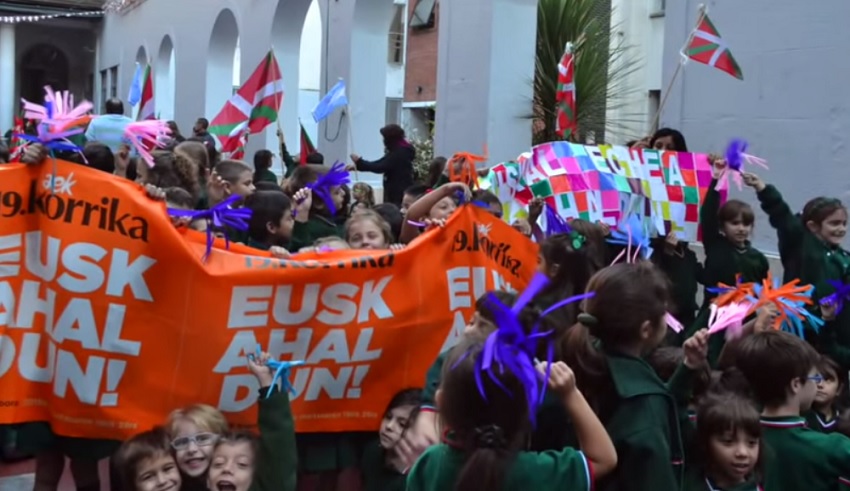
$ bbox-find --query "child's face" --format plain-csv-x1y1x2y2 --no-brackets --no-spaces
228,171,255,197
814,368,841,408
721,215,753,247
134,452,181,491
167,201,192,228
348,219,388,250
796,368,820,412
428,196,457,221
379,404,416,450
271,208,295,242
171,418,218,477
808,209,848,246
401,193,417,216
707,429,758,485
207,442,255,491
464,311,496,336
332,186,346,212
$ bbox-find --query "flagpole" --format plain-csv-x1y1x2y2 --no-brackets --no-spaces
268,46,288,177
649,4,707,132
345,107,360,181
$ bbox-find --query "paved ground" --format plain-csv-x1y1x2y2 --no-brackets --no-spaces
0,458,110,491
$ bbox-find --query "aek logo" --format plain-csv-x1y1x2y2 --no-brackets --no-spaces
451,222,522,276
42,172,77,195
0,180,150,243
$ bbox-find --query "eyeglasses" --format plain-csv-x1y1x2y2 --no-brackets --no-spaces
171,432,218,450
808,374,825,384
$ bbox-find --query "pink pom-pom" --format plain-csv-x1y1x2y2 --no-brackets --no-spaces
665,312,684,333
707,302,753,339
125,120,172,168
21,86,93,143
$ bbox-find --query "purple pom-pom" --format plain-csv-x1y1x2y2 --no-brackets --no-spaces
725,138,748,172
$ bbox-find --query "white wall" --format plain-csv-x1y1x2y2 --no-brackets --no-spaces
662,0,850,252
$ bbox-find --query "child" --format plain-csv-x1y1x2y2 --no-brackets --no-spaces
424,157,448,189
245,191,294,250
113,427,181,491
136,150,201,203
684,394,763,491
345,210,394,250
406,334,617,490
373,203,403,242
352,182,376,208
805,355,846,433
205,351,297,491
288,166,347,251
399,182,468,243
209,160,256,206
564,261,707,490
747,172,850,363
166,187,207,232
690,160,769,364
401,184,428,217
167,404,229,490
253,149,278,184
471,189,503,219
651,232,703,343
733,331,850,491
361,389,422,491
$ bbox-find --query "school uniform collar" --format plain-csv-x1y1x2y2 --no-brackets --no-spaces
759,415,807,429
605,351,669,399
705,477,762,491
816,409,839,429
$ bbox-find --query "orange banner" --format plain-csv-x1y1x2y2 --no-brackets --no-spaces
0,160,538,439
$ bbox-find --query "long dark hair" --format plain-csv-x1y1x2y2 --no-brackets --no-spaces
440,335,529,491
563,262,670,414
695,394,763,481
536,233,596,342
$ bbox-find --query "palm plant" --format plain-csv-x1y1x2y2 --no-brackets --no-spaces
532,0,641,144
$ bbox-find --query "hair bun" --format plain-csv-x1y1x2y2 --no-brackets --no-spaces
473,424,507,449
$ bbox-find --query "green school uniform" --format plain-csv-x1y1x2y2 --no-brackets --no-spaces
760,416,850,491
246,238,272,251
597,352,685,491
757,184,850,363
682,467,763,491
653,244,704,344
406,441,593,491
804,408,840,434
422,351,446,406
280,141,298,179
256,168,278,184
252,386,297,491
690,180,769,364
360,439,405,491
289,215,344,252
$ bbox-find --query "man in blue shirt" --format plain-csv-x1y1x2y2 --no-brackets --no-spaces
84,98,133,153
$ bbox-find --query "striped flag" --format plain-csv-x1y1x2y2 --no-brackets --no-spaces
209,51,284,153
555,43,577,139
684,14,743,80
137,64,155,121
299,122,315,164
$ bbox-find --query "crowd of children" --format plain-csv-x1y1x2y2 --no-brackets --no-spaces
4,124,850,491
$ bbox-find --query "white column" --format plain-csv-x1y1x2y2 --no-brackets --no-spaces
434,0,538,165
0,23,15,135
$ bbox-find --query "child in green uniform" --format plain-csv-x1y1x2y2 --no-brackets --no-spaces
804,355,846,433
746,172,850,363
689,160,769,365
245,191,294,251
733,331,850,491
683,393,764,491
406,335,617,490
360,389,421,491
651,233,703,344
564,262,708,491
288,165,348,251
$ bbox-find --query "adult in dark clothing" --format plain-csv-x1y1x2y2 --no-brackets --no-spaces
192,117,219,162
349,124,414,207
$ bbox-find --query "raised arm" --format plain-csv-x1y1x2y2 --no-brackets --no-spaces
744,173,805,251
277,129,298,178
399,182,469,243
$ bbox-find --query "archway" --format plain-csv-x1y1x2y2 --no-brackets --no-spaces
206,8,240,118
156,35,176,121
135,46,148,65
271,0,314,159
20,44,69,103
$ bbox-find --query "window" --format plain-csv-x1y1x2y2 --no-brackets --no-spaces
109,66,118,98
100,69,108,106
410,0,436,29
650,0,665,16
388,4,405,64
386,98,403,125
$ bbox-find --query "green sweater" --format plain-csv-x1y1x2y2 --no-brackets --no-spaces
757,184,850,363
251,386,297,491
360,439,405,491
653,244,703,344
289,215,344,252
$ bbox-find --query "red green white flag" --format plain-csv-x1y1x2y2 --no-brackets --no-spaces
555,43,577,139
137,64,155,121
209,50,284,154
299,122,315,164
684,14,743,80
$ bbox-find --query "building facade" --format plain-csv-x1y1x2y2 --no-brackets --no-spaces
661,0,850,251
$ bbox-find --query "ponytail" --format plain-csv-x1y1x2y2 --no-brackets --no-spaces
563,320,611,413
454,426,511,491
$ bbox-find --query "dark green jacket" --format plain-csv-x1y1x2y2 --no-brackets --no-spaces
682,466,763,491
251,386,297,491
653,244,703,343
597,352,686,491
804,408,840,434
280,141,298,178
255,168,278,184
289,215,344,252
422,351,446,406
757,184,850,363
360,439,405,491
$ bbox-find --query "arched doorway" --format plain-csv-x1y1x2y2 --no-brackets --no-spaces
20,44,69,103
135,46,148,65
156,36,176,120
206,8,240,117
